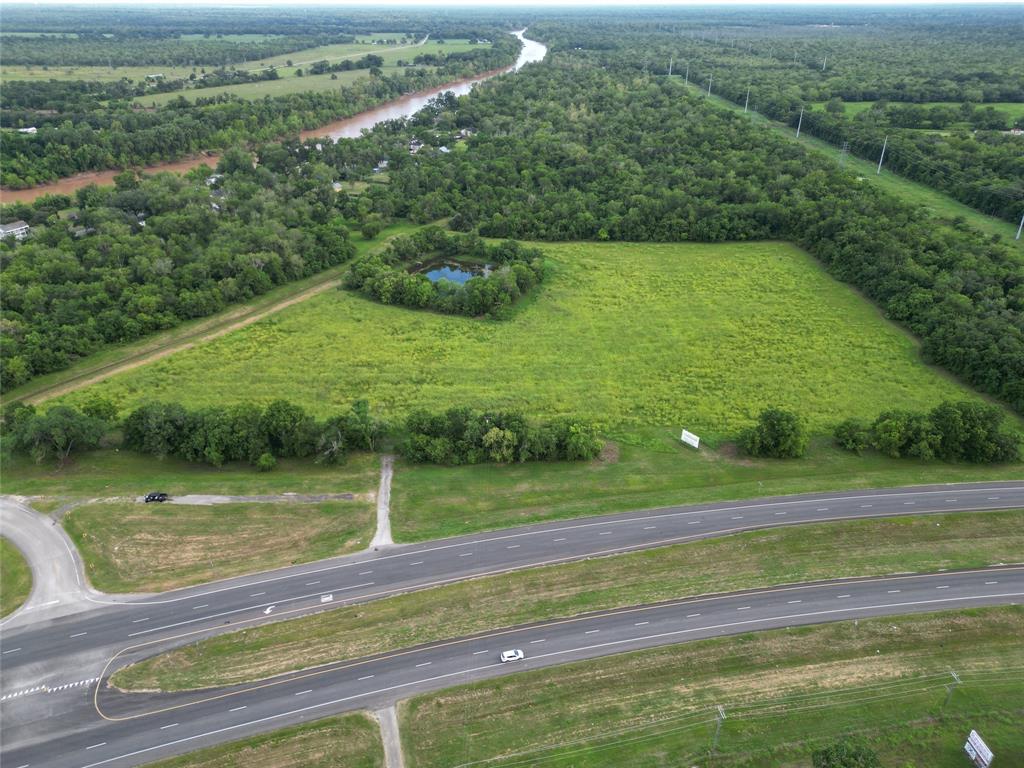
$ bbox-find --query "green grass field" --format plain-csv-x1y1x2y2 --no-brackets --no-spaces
55,240,987,439
0,537,32,617
401,607,1024,768
815,100,1024,121
129,40,491,106
391,432,1024,540
146,712,382,768
685,85,1021,247
65,498,376,593
111,510,1024,691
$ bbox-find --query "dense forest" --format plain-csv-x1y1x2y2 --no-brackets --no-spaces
308,35,1024,415
0,148,354,391
0,34,518,188
549,18,1024,222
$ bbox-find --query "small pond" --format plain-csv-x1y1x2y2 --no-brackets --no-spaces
411,260,493,285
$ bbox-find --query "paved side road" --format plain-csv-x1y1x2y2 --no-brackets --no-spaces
0,498,111,625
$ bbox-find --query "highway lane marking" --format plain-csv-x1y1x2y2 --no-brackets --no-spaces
506,545,520,549
688,521,700,525
101,485,1024,608
359,571,373,575
229,706,246,712
85,743,106,750
988,496,1000,500
459,552,473,557
81,585,1024,768
599,531,612,535
986,581,998,584
472,650,489,655
936,586,950,589
131,618,150,623
530,639,546,643
643,526,657,530
553,537,566,542
774,512,786,516
635,621,649,626
250,592,266,597
888,590,901,593
816,507,829,511
585,629,600,634
410,561,424,566
415,662,432,667
70,632,87,638
836,595,851,599
860,504,872,508
686,613,701,617
903,502,915,505
306,581,320,586
358,675,374,680
191,605,209,610
295,690,313,696
126,583,375,637
787,600,802,604
946,499,957,502
730,516,743,520
94,567,1024,723
159,724,178,730
736,606,751,611
2,647,21,654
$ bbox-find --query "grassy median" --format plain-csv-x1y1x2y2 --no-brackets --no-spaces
111,510,1024,691
0,537,32,617
401,607,1024,767
146,712,382,768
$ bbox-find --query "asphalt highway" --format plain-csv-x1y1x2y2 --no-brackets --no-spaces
3,482,1024,766
7,567,1024,768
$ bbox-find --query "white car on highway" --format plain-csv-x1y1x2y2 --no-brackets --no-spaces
500,649,525,663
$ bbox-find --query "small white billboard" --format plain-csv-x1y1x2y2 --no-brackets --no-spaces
680,430,700,449
964,730,994,768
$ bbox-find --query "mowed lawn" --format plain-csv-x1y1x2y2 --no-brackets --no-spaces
61,241,987,439
816,100,1024,121
1,537,32,617
401,607,1024,768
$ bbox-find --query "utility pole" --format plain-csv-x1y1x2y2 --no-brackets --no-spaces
744,85,750,113
707,73,713,97
711,705,726,756
668,56,674,76
877,134,889,174
795,106,804,137
822,56,827,72
1016,211,1023,240
943,671,961,710
840,140,849,166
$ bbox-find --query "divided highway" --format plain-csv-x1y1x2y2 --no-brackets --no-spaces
3,482,1024,767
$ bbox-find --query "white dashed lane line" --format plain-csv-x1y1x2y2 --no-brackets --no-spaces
986,581,999,585
359,571,373,576
506,545,520,549
816,507,829,511
635,621,649,626
305,581,320,586
585,629,600,634
295,690,313,696
131,617,149,623
860,504,872,508
459,552,473,557
359,675,375,680
688,520,701,525
936,585,950,589
472,650,489,655
643,526,657,530
553,538,566,542
250,592,266,597
836,595,851,599
736,606,751,611
410,561,424,566
888,590,901,593
530,639,546,644
69,632,87,638
85,743,106,751
191,605,209,610
774,511,786,516
686,613,701,618
788,600,802,604
229,706,247,712
159,724,178,730
415,662,432,668
2,648,21,654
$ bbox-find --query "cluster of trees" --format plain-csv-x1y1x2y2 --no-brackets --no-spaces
402,407,603,464
740,408,808,459
2,400,113,466
0,150,356,391
307,54,384,76
835,401,1019,463
123,399,385,468
344,226,545,317
340,51,1024,417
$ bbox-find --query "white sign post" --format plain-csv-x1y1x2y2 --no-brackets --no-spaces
964,730,994,768
680,430,700,449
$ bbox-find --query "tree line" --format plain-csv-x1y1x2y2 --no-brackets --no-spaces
343,226,545,317
0,151,354,391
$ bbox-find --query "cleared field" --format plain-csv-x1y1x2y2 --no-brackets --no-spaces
146,712,382,768
131,40,488,106
391,432,1024,540
111,510,1024,691
57,241,986,439
816,100,1024,121
64,498,376,593
0,33,439,84
401,607,1024,768
0,537,32,617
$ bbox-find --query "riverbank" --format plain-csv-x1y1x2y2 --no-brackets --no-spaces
0,31,546,205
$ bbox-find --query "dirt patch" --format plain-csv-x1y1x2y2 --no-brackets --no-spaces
598,441,621,464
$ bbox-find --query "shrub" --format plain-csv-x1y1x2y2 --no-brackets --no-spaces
833,418,870,454
812,739,882,768
255,452,277,472
740,408,808,458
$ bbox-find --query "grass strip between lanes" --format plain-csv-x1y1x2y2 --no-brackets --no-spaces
401,606,1024,768
111,509,1024,692
145,711,383,768
0,537,33,617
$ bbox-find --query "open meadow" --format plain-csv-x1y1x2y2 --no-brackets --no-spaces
56,240,994,440
0,538,32,617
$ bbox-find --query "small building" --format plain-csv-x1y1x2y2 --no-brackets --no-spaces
408,139,424,154
373,159,390,173
204,173,224,186
439,146,451,153
0,221,31,241
332,181,344,192
72,226,96,239
17,127,37,135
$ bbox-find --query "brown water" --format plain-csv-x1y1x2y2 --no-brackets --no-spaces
0,31,546,205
